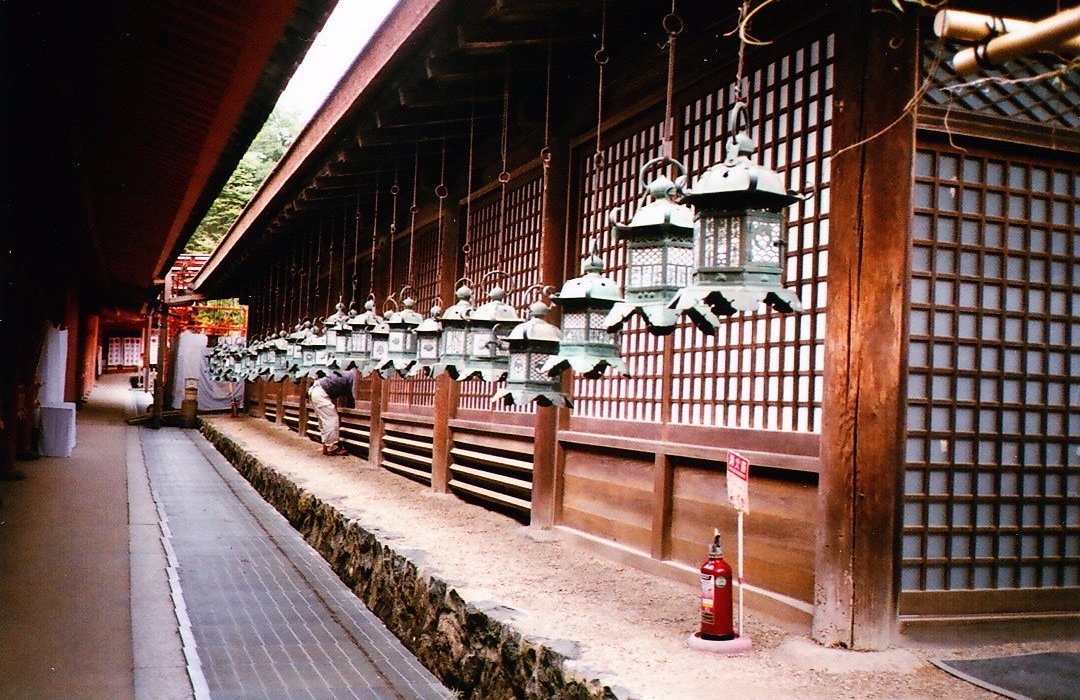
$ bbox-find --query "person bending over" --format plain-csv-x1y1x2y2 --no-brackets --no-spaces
307,368,357,456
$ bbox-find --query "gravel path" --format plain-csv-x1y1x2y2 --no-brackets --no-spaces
205,415,1078,700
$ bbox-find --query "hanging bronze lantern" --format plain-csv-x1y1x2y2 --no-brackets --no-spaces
543,252,630,379
323,299,349,371
432,283,475,379
669,102,803,333
298,319,330,379
459,276,521,382
285,321,308,380
605,156,695,335
368,310,390,377
377,290,424,378
408,303,443,378
493,298,572,407
339,297,380,375
270,329,291,382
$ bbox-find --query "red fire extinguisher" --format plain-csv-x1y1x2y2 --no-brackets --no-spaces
699,529,735,641
230,398,239,418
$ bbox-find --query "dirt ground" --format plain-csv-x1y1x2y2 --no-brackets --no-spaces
205,415,1078,700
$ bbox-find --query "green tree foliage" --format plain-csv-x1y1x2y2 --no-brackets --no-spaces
185,109,301,253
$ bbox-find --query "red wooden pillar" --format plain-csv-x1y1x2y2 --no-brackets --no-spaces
530,137,570,527
430,188,463,494
814,5,917,650
79,313,100,402
63,285,79,403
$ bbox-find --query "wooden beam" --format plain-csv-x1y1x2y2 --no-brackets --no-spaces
933,9,1080,55
947,6,1080,73
815,4,917,650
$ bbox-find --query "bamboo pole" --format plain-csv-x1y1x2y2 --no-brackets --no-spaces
934,9,1080,55
947,7,1080,74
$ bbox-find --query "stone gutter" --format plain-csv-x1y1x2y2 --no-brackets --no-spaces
201,421,631,700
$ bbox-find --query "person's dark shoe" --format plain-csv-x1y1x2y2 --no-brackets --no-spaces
322,444,348,456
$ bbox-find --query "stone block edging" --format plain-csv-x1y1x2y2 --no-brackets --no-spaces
201,422,629,700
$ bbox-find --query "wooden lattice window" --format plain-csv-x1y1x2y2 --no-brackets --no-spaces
902,142,1080,592
571,33,834,431
387,222,440,409
571,123,666,422
457,174,544,413
672,35,833,432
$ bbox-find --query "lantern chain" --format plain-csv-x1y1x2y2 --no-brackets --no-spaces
326,215,334,317
368,175,380,302
593,0,608,168
407,141,419,290
435,136,448,300
662,1,683,161
388,166,399,299
734,0,750,102
315,220,323,319
463,101,476,280
496,68,510,276
352,189,362,307
340,199,348,304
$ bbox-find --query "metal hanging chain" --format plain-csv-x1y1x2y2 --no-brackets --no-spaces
594,0,609,168
734,0,750,103
290,241,299,325
388,166,400,298
340,199,348,304
326,215,334,317
368,176,380,299
541,30,552,164
314,220,323,320
435,136,448,298
301,233,310,320
542,31,558,297
463,100,476,281
407,140,419,290
352,189,362,305
496,67,511,274
662,1,683,160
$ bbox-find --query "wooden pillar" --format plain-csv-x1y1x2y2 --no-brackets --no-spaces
79,313,100,402
151,306,168,428
430,187,464,494
298,377,310,436
814,5,917,650
63,285,79,404
530,137,571,527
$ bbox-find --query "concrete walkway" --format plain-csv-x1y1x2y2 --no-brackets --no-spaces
0,375,451,699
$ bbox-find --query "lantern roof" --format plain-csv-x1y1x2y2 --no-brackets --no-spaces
507,301,561,343
553,254,623,305
680,102,801,212
440,285,475,322
386,296,424,326
471,285,521,324
611,159,695,238
348,298,382,329
415,304,443,334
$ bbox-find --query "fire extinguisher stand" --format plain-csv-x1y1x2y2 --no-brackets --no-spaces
688,450,753,654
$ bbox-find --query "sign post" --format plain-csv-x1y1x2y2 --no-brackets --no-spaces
726,450,750,636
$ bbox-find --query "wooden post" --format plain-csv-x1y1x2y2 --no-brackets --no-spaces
151,306,168,428
650,453,673,559
369,375,387,468
530,137,570,527
814,5,917,650
63,285,79,404
79,313,100,402
430,187,464,494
